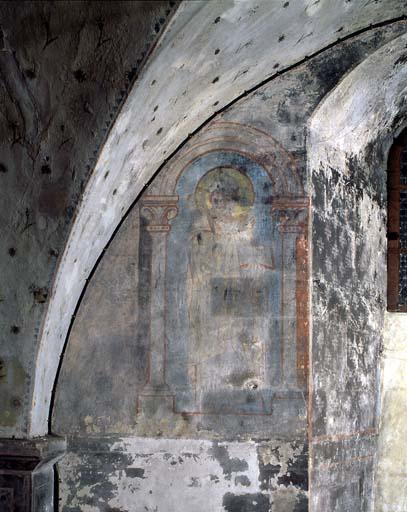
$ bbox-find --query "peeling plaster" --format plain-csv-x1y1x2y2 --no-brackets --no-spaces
58,437,307,512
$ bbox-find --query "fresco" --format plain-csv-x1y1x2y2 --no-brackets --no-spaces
163,154,279,416
134,142,308,437
53,122,308,439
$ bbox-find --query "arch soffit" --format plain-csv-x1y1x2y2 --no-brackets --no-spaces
308,33,407,174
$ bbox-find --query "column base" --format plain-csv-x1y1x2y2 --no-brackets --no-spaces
137,384,175,417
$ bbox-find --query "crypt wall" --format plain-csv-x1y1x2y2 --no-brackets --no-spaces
50,21,407,512
308,32,407,512
0,2,406,512
52,120,310,511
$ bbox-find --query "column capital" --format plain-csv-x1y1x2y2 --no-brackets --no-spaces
140,195,179,232
271,197,309,211
271,196,308,234
275,213,306,234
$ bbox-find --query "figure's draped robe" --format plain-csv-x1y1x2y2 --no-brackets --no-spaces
187,217,273,414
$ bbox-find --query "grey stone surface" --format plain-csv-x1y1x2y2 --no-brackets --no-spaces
51,19,407,511
0,0,176,438
309,32,407,511
0,1,406,511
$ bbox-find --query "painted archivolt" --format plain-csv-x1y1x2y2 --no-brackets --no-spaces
134,122,309,438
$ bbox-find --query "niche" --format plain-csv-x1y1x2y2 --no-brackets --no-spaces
53,121,309,440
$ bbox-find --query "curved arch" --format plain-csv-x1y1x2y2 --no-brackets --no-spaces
309,33,407,175
308,33,407,510
30,1,407,435
152,121,304,196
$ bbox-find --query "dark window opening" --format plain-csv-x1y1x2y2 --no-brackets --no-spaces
387,128,407,311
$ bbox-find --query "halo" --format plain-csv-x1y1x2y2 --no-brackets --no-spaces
195,167,254,220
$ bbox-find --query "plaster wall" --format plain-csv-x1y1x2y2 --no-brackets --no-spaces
0,2,406,511
375,313,407,512
59,437,307,512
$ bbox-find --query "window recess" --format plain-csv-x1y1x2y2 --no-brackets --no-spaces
388,129,407,311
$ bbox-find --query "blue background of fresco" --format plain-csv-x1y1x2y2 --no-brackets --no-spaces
166,152,283,412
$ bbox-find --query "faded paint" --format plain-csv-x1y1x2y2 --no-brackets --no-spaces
53,132,308,440
30,0,407,438
309,32,407,511
0,2,406,511
51,21,407,510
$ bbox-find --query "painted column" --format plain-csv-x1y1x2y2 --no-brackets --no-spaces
295,232,309,390
272,199,308,390
138,196,178,411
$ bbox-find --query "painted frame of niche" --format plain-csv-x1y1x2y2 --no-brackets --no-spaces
135,121,309,439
